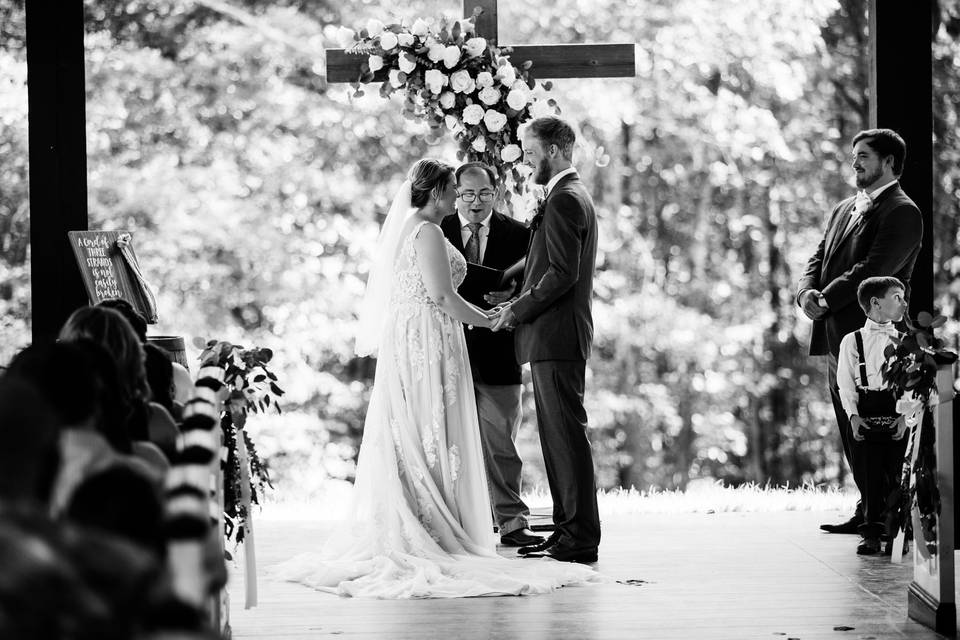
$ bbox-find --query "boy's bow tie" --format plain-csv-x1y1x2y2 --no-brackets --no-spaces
865,321,897,334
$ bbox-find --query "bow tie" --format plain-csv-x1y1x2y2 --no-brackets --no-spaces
865,321,897,334
851,191,873,217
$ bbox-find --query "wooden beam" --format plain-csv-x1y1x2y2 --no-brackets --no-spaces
326,43,635,84
869,0,934,317
25,0,89,344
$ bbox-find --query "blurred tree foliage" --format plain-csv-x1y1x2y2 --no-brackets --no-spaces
1,0,957,498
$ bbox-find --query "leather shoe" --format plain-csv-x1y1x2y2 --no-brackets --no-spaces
857,537,881,555
518,531,560,555
526,544,598,564
500,528,544,547
820,515,863,534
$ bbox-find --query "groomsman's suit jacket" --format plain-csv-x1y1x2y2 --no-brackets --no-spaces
797,183,923,357
441,211,531,385
511,173,598,364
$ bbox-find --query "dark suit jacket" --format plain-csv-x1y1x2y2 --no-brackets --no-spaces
512,173,598,364
797,183,923,357
441,211,531,385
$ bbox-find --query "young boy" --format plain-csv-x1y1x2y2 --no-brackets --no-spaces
836,276,922,555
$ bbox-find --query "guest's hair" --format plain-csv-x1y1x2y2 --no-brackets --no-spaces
59,306,149,409
408,158,455,208
852,128,907,176
455,161,497,186
144,344,175,415
857,276,905,314
97,299,148,343
0,376,61,505
527,116,577,160
6,341,134,453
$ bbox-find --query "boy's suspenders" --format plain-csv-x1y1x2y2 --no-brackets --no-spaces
853,329,870,388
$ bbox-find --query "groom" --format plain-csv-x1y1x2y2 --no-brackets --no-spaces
440,162,542,548
493,116,601,563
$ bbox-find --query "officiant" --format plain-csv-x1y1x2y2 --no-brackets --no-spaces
441,162,541,548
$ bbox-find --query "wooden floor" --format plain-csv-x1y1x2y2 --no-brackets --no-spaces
225,510,952,639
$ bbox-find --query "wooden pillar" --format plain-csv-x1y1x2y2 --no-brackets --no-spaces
869,0,935,317
25,0,89,345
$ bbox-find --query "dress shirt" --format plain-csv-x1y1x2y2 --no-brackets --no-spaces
843,179,899,237
836,318,922,423
458,211,492,264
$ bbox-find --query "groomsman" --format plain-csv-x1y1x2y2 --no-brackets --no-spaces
797,128,923,534
440,162,542,548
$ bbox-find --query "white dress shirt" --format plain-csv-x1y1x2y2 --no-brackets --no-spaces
458,211,493,264
836,318,922,423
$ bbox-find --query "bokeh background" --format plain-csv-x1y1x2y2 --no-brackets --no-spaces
2,0,958,501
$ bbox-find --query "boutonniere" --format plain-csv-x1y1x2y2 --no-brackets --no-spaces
529,195,547,231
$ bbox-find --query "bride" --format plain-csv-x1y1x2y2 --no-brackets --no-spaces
278,159,599,598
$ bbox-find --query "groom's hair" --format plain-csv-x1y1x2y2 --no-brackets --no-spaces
409,158,455,207
528,117,576,160
852,129,906,176
455,162,497,186
857,276,905,314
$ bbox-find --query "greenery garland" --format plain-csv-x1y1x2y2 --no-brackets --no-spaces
339,8,558,200
199,340,283,545
882,311,958,555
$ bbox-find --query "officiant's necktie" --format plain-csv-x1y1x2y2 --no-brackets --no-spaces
465,222,482,263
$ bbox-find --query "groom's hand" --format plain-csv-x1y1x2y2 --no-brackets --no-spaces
800,289,828,320
491,306,517,332
484,282,516,306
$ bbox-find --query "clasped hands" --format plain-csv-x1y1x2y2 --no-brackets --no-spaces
484,303,517,332
799,289,829,321
850,414,909,441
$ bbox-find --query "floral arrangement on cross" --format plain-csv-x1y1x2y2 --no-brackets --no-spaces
336,8,559,200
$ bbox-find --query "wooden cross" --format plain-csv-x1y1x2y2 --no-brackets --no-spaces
325,0,635,83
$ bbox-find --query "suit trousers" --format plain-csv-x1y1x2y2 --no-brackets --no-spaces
852,435,908,539
827,354,865,516
474,383,529,535
530,360,600,551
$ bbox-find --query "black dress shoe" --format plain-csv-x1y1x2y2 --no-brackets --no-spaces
857,537,881,555
518,531,560,555
500,528,544,547
820,515,863,534
525,545,598,564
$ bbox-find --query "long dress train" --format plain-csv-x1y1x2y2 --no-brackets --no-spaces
276,221,599,598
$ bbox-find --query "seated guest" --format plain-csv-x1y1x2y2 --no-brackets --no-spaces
98,297,148,342
145,343,182,422
0,376,61,509
59,306,180,459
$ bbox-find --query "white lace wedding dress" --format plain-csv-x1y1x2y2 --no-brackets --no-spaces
277,221,599,598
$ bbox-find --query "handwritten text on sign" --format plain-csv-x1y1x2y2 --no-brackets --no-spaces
75,234,121,299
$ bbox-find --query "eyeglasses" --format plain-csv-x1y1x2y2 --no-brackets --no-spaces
457,191,495,203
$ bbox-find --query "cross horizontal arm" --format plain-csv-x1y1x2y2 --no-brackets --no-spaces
325,43,635,84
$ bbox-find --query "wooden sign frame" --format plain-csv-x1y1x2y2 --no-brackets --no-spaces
67,230,158,323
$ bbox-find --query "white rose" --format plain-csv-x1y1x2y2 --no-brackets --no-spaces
500,144,522,163
442,45,461,69
495,62,516,85
478,86,501,106
449,69,475,94
462,104,485,125
506,86,531,111
398,54,417,74
411,18,430,37
368,55,384,73
336,27,356,49
398,32,415,47
476,71,494,88
463,37,487,58
439,91,456,109
458,19,475,35
365,19,385,35
427,43,446,63
471,136,487,152
389,69,405,88
424,69,447,94
528,97,554,119
379,31,398,51
445,114,461,131
483,109,508,132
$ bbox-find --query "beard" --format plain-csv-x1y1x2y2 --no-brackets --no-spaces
855,166,882,189
533,158,552,185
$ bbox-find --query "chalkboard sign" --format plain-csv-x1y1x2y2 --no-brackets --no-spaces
68,230,159,323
